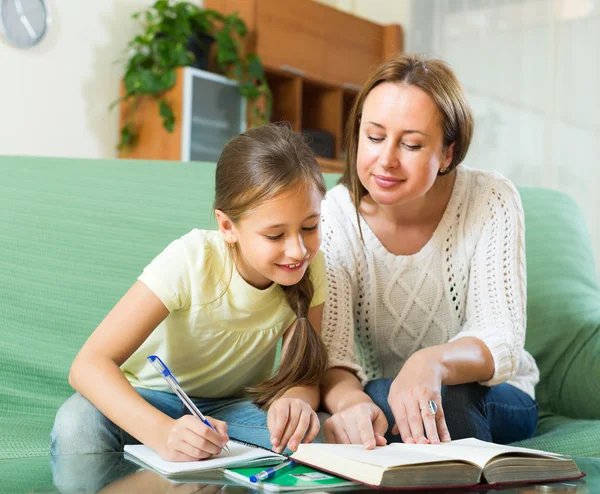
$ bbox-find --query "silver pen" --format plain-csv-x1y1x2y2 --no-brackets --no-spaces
147,354,230,453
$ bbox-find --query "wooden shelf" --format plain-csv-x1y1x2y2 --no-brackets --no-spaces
119,0,403,174
205,0,402,173
317,157,345,174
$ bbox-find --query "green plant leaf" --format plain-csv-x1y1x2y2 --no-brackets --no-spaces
113,0,272,148
246,54,265,80
159,99,175,132
118,123,137,150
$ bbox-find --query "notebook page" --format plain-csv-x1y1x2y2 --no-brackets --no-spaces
125,440,282,475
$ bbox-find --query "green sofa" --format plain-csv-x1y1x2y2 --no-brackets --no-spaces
1,155,599,461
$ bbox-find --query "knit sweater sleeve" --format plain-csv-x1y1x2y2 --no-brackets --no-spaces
449,176,527,386
320,196,369,384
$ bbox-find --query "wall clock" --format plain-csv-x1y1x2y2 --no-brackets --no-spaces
0,0,50,48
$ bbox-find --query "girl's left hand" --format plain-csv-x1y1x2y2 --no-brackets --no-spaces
267,397,320,453
388,349,451,445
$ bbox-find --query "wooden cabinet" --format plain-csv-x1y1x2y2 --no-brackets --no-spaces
255,0,328,81
207,0,403,172
120,0,403,172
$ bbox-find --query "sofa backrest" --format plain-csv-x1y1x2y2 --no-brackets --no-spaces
1,156,598,458
520,187,600,418
0,156,340,457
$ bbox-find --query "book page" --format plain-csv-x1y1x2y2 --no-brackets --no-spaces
389,438,564,469
294,443,463,469
124,441,282,475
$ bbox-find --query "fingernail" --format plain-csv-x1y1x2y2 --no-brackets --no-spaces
442,434,451,442
365,440,374,449
431,435,440,444
271,437,279,446
289,441,297,450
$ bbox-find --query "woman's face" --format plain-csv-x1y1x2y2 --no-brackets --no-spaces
356,82,454,207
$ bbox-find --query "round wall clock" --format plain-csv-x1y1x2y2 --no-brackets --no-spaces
0,0,50,48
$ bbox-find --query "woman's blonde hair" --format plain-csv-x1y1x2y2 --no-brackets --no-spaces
213,123,328,409
342,53,474,209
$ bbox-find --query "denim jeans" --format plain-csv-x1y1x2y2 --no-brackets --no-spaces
50,387,271,455
50,388,271,492
364,379,538,444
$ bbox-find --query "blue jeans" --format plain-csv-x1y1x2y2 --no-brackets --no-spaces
50,388,272,492
50,387,271,455
364,379,538,444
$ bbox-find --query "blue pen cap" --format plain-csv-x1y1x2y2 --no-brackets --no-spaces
147,355,179,383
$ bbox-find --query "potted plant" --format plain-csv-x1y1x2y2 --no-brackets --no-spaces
112,0,272,150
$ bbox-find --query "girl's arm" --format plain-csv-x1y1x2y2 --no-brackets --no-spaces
267,303,323,453
69,281,228,460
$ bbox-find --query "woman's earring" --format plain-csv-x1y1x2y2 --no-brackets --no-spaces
439,167,448,175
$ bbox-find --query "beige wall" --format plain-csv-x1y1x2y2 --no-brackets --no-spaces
0,0,169,159
0,0,405,159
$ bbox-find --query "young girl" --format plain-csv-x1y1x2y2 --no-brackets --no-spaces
50,124,328,461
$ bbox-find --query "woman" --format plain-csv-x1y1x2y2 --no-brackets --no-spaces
320,54,539,449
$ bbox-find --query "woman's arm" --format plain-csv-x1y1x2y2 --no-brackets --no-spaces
447,178,527,385
321,368,369,414
424,337,494,385
69,281,228,460
388,178,528,444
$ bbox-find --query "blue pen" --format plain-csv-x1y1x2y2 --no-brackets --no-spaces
250,460,296,483
147,355,230,453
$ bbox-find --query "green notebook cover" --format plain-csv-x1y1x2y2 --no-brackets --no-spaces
224,464,358,492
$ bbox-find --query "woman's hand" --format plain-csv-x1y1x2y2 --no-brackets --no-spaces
388,349,451,444
323,401,388,449
158,415,229,461
267,397,320,453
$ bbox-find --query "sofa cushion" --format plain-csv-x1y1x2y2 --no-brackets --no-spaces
514,413,600,458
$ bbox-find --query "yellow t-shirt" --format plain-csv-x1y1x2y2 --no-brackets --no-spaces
121,229,327,398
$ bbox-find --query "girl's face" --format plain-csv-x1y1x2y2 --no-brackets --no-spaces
356,82,454,207
217,186,323,289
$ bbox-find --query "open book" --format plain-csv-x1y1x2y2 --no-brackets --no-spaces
291,438,583,489
124,439,283,479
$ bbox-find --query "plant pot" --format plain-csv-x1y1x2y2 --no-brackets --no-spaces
187,33,215,70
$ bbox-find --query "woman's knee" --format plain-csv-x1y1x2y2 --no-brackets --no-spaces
51,393,122,455
442,383,491,441
364,378,393,409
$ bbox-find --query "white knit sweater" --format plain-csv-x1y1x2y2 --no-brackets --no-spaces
321,166,539,399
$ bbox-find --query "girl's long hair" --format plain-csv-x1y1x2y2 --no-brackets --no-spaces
213,123,328,409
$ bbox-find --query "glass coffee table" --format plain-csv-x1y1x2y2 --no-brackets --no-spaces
0,452,598,493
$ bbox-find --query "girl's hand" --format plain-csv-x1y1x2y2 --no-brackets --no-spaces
323,401,388,449
158,415,229,461
388,350,451,445
267,397,320,453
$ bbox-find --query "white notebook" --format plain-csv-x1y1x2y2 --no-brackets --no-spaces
124,440,284,478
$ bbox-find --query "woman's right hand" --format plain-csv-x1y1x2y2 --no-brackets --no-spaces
323,401,389,449
158,415,229,461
